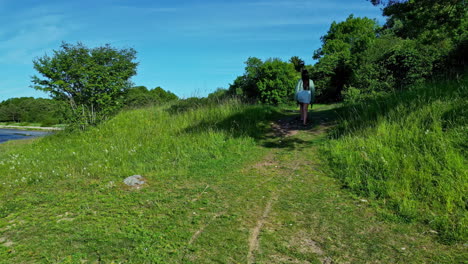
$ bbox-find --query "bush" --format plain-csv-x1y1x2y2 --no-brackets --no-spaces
228,57,299,105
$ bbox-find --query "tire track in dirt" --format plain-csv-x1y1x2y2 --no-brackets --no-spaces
181,153,283,262
247,193,278,264
247,157,301,264
188,212,224,245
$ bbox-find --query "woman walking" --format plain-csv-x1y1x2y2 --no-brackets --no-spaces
295,69,315,125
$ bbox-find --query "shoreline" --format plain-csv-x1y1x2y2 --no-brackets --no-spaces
0,125,63,131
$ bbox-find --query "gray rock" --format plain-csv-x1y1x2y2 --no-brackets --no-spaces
124,175,145,186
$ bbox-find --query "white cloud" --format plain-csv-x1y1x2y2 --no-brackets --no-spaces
0,6,81,64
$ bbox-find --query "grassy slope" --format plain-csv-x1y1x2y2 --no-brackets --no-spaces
324,76,468,242
0,100,466,263
0,101,277,262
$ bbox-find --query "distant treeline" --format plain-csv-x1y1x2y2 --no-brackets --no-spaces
0,86,178,125
124,86,178,108
0,97,65,125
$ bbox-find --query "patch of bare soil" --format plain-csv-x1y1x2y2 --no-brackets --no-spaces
290,231,334,264
272,111,335,138
253,153,278,169
0,237,13,247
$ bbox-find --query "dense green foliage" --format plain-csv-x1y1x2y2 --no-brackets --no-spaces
374,0,466,44
311,0,467,103
324,76,468,242
123,86,178,108
289,56,305,72
228,57,299,105
312,15,379,101
0,97,64,125
223,1,466,104
31,42,138,129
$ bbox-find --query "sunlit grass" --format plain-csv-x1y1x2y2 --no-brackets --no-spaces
0,100,279,262
0,96,465,263
323,76,468,242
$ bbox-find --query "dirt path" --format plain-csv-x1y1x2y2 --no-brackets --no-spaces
182,106,464,263
246,108,335,263
242,106,464,264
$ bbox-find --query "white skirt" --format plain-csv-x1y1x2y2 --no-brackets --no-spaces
296,90,311,104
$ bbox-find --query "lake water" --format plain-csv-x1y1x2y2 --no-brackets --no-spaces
0,129,51,144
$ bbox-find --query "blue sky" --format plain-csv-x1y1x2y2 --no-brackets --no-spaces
0,0,385,101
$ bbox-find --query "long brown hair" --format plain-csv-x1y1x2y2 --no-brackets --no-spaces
302,69,310,90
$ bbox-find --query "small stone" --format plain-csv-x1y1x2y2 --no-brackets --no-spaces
124,175,146,186
3,241,13,247
360,199,368,203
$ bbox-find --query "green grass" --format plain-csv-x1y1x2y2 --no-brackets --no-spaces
0,98,465,263
323,76,468,242
0,100,279,262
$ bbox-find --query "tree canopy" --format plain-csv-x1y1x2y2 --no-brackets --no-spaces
229,57,299,105
31,42,138,128
312,15,380,101
309,0,467,103
123,86,178,108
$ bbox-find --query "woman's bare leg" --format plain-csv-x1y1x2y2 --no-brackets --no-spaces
299,103,304,121
303,103,309,125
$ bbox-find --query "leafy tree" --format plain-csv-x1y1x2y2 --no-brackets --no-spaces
228,57,263,99
290,56,305,72
370,0,467,43
228,57,298,105
243,57,264,99
149,87,178,102
368,0,467,75
312,15,379,101
31,42,138,128
124,86,153,107
379,40,434,90
256,59,298,105
123,86,178,108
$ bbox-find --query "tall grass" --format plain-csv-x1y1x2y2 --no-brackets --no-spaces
0,99,278,262
323,76,467,242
